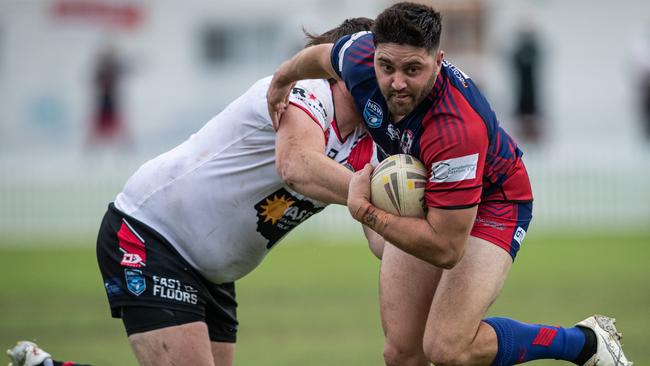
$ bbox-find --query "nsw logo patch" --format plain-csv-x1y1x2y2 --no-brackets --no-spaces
363,99,383,128
125,268,146,296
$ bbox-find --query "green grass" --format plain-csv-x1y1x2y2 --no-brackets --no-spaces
0,231,648,365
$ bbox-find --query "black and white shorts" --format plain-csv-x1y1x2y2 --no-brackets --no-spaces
96,203,238,342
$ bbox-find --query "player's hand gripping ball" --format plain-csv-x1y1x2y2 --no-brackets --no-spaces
370,154,427,217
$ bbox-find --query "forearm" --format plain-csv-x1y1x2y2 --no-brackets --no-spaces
274,44,338,84
278,149,352,205
354,204,462,268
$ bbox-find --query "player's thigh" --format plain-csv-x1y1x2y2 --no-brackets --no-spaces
424,235,512,351
211,342,236,366
380,242,442,347
129,321,214,366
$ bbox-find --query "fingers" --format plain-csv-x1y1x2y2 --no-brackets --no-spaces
270,102,287,131
357,163,374,178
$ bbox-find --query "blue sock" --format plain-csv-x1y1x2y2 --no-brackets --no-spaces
484,317,586,365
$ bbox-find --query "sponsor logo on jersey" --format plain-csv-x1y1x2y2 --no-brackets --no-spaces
401,129,414,154
125,268,146,296
474,216,505,230
152,275,198,305
443,60,470,88
430,153,479,183
254,187,325,249
363,99,384,128
104,277,123,297
513,226,527,245
291,87,327,121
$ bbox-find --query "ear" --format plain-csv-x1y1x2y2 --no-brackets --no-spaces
435,50,444,68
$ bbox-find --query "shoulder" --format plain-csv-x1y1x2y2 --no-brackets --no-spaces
288,79,334,130
331,32,375,78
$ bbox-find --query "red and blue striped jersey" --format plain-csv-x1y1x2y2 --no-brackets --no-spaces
332,32,533,208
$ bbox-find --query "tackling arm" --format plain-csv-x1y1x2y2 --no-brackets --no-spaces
267,44,339,129
275,105,352,205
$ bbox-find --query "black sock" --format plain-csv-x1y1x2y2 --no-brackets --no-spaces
574,326,597,365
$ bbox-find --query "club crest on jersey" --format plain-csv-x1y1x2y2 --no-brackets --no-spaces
386,124,400,141
125,269,146,296
363,100,383,128
401,129,414,154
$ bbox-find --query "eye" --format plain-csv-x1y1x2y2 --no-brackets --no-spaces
406,66,420,76
380,63,394,73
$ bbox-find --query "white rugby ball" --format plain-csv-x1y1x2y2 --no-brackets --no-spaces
370,154,427,217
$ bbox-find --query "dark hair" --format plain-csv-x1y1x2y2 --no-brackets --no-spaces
303,17,374,47
372,2,442,52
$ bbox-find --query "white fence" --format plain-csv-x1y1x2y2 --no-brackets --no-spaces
1,144,649,240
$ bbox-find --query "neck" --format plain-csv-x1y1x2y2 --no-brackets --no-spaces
332,86,361,138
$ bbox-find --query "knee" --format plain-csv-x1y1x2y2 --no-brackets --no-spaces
383,339,425,366
423,334,470,366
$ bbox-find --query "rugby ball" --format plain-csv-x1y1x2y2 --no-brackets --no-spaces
370,154,427,217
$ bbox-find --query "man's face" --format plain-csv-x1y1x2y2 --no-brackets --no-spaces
374,43,443,120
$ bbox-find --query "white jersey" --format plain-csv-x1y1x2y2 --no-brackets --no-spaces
114,77,377,284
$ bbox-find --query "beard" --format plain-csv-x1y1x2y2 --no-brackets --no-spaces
382,74,437,120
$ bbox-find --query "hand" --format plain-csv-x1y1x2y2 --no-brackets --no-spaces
347,164,374,220
267,66,295,130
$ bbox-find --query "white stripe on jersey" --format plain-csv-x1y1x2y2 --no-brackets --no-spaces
337,31,371,74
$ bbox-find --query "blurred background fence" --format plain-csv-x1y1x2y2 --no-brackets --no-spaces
1,149,649,239
1,0,650,239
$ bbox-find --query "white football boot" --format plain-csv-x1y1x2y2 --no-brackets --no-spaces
6,341,51,366
576,315,633,366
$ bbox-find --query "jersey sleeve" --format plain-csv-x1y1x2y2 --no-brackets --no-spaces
288,79,334,132
420,113,488,209
331,32,376,92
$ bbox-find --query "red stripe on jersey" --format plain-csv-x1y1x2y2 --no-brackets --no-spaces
347,134,375,171
441,92,461,144
445,88,470,143
331,117,346,143
532,327,558,347
117,221,146,268
288,101,325,134
349,47,372,60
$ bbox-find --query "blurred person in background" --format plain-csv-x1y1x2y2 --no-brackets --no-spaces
85,45,132,150
629,23,650,140
267,2,632,366
511,24,544,144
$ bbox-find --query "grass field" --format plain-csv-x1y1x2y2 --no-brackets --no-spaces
1,230,648,365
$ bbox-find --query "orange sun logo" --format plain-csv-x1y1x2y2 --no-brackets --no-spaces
259,195,294,225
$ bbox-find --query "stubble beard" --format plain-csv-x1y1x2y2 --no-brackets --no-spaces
383,75,437,120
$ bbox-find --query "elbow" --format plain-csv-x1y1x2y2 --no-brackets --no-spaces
430,239,465,269
276,154,302,188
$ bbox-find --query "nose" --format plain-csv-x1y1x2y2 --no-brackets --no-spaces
391,72,407,91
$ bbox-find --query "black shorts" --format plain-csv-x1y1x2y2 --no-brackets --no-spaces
96,203,238,342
